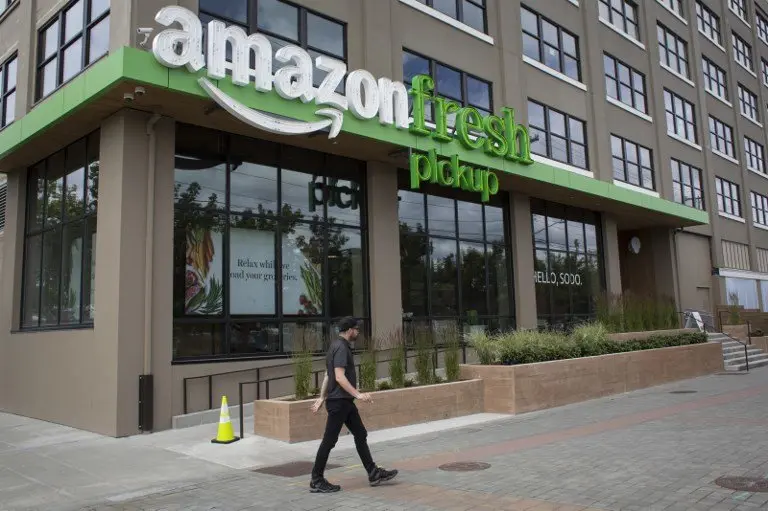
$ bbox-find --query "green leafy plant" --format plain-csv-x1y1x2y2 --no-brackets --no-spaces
359,337,378,392
469,329,499,365
727,292,742,325
596,293,679,333
292,340,313,400
443,324,462,382
385,330,406,389
377,380,393,391
404,378,414,388
414,329,435,385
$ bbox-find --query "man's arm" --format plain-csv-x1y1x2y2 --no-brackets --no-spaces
318,373,329,399
334,367,362,399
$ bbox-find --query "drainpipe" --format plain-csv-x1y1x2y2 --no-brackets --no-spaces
144,114,161,375
672,228,684,325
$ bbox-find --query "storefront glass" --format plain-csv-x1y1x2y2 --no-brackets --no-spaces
398,177,514,338
172,124,368,360
532,199,604,330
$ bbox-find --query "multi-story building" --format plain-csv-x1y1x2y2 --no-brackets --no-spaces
1,0,767,436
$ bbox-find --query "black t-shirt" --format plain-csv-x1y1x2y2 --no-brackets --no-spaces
326,337,356,400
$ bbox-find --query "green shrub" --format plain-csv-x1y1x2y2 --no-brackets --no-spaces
469,329,499,365
404,378,414,388
385,330,406,389
443,324,462,382
571,322,613,357
377,380,393,391
596,293,679,333
359,340,377,392
292,342,313,400
415,329,435,385
727,292,741,325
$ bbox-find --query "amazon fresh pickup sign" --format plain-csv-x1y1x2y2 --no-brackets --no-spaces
151,6,533,202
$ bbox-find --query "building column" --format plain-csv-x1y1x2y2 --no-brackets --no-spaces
366,162,402,340
510,193,537,329
602,216,622,297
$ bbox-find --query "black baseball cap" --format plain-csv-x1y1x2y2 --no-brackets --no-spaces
338,317,360,332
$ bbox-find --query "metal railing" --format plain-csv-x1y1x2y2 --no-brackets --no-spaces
683,310,750,372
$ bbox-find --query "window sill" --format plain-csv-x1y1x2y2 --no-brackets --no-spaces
606,96,653,122
749,167,768,180
657,1,687,25
599,18,645,50
567,0,579,6
660,63,696,87
398,0,494,45
667,132,702,151
522,56,587,91
0,0,19,25
719,211,746,223
11,323,95,334
705,88,732,107
613,180,660,197
735,59,757,78
712,149,739,165
699,31,726,53
754,222,768,232
742,114,764,128
730,8,752,29
532,154,593,178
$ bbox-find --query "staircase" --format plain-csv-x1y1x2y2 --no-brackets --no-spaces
708,332,768,371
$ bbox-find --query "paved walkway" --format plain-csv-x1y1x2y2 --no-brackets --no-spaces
3,367,768,510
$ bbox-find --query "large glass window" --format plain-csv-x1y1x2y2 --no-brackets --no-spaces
671,159,704,210
696,1,721,45
611,135,654,190
22,132,99,329
752,191,768,227
664,89,697,143
532,200,603,331
757,8,768,44
415,0,487,33
604,53,647,113
716,176,742,217
702,57,728,101
0,54,16,129
658,23,690,78
521,5,581,81
599,0,640,41
745,137,765,173
528,99,588,169
36,0,110,100
399,179,514,335
173,125,367,360
738,84,759,123
732,32,753,73
729,0,748,21
709,116,735,159
659,0,684,18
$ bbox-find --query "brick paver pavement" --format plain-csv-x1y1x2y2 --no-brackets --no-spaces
68,369,768,510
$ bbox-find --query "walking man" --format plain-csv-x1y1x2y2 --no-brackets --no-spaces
309,317,398,493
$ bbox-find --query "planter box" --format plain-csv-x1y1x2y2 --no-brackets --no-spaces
607,328,697,342
722,324,749,341
751,336,768,352
460,342,723,415
254,379,484,443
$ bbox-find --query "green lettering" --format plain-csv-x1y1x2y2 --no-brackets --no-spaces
471,168,485,193
409,75,435,137
502,108,533,163
437,155,457,186
454,164,471,191
409,149,436,190
481,170,499,202
483,115,508,157
456,107,485,150
432,98,461,142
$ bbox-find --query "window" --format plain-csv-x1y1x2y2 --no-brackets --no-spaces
729,0,747,21
758,9,768,44
22,132,99,329
745,136,765,173
604,53,647,112
716,176,742,217
658,23,689,78
732,32,753,72
702,56,728,100
659,0,684,18
403,50,493,127
611,135,654,190
521,6,581,81
671,159,704,209
528,99,588,169
172,124,368,359
199,0,346,90
532,200,603,330
0,0,18,17
415,0,487,33
0,178,6,232
399,183,514,335
599,0,640,41
36,0,110,100
762,59,768,86
664,89,697,143
738,84,759,122
752,191,768,226
709,116,735,159
0,54,16,129
696,1,721,45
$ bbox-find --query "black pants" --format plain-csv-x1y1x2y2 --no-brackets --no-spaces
311,398,376,481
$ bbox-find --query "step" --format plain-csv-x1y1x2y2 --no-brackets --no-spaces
724,353,768,367
721,345,761,353
721,341,755,349
723,350,764,361
725,357,768,371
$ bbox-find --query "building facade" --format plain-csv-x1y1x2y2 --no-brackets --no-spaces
0,0,764,436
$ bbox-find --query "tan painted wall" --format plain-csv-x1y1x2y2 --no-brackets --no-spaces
675,232,714,314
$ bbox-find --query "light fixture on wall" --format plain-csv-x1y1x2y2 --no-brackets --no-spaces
628,236,641,254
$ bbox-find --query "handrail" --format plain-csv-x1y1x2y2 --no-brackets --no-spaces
236,343,467,439
683,310,750,373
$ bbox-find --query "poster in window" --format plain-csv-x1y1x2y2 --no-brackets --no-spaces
184,227,223,315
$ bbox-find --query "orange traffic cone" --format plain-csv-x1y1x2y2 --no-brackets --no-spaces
211,396,240,444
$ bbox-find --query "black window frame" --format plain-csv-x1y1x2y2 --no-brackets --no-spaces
599,0,640,41
702,56,728,100
716,176,742,217
0,53,16,129
757,7,768,44
751,191,768,226
696,1,722,45
732,32,753,72
745,136,766,173
671,158,705,210
659,0,684,18
528,99,589,170
709,115,736,159
729,0,748,21
611,134,655,191
415,0,488,34
604,52,647,113
664,89,698,143
0,0,19,17
738,83,759,122
762,58,768,86
35,0,111,101
521,5,582,82
657,22,690,78
20,131,99,330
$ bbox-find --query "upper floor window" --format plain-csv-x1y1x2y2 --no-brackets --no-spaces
738,84,759,122
745,136,766,173
716,176,741,217
664,89,697,144
0,55,16,129
0,0,18,17
604,53,647,113
702,56,728,100
403,49,492,125
696,2,721,46
709,116,735,159
729,0,748,22
671,159,704,210
611,134,655,190
762,59,768,86
657,23,689,78
757,9,768,44
22,132,100,329
751,191,768,226
599,0,640,41
732,32,754,72
521,6,581,82
36,0,110,101
528,99,588,169
659,0,684,19
415,0,487,33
